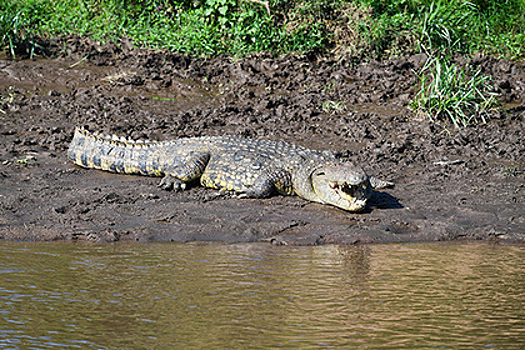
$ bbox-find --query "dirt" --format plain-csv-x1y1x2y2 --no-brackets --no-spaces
0,36,524,245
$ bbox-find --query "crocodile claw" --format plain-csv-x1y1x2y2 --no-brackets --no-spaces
158,175,187,191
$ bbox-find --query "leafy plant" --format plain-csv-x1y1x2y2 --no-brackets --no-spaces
201,0,238,26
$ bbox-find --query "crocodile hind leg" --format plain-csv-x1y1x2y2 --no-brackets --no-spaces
158,152,210,191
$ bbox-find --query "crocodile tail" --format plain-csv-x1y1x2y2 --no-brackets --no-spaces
67,127,165,176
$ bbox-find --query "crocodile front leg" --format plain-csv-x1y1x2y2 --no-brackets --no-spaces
158,151,210,191
244,168,294,198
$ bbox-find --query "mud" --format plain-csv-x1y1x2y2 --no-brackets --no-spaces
0,36,524,244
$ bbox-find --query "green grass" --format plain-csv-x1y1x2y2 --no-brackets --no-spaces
0,0,35,58
0,0,335,57
342,0,524,60
410,55,501,128
0,0,523,59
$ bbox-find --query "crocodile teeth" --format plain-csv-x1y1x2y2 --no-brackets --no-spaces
341,184,353,195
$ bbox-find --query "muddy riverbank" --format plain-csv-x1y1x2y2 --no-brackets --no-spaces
1,37,523,244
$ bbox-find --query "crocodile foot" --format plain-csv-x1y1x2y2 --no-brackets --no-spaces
158,175,187,191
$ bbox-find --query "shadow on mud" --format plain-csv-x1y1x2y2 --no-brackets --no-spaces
369,191,404,210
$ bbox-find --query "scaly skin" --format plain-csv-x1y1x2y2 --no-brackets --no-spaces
68,127,393,211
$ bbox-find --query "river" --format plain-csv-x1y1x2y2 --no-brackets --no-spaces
0,241,523,349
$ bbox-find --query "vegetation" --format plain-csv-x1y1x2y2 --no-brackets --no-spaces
0,0,36,58
0,0,523,59
0,0,521,127
350,0,524,60
410,56,500,128
0,0,330,57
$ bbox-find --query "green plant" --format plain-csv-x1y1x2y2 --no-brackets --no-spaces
0,1,28,58
202,0,238,26
411,56,500,128
0,0,54,58
417,0,467,53
0,0,523,59
352,0,524,59
322,100,346,115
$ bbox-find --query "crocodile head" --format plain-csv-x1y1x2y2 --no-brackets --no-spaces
307,162,372,212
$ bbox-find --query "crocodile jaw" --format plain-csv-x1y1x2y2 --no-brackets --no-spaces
327,181,370,211
310,163,372,212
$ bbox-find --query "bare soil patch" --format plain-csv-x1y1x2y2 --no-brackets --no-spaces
1,37,523,244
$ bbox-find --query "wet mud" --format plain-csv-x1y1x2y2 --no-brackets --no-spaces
0,37,524,244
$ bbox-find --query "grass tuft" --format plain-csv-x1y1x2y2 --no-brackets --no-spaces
0,1,29,58
410,56,501,128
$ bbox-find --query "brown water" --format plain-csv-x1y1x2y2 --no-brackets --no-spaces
0,242,523,349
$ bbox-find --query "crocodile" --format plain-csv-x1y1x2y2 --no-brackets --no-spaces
68,127,393,211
